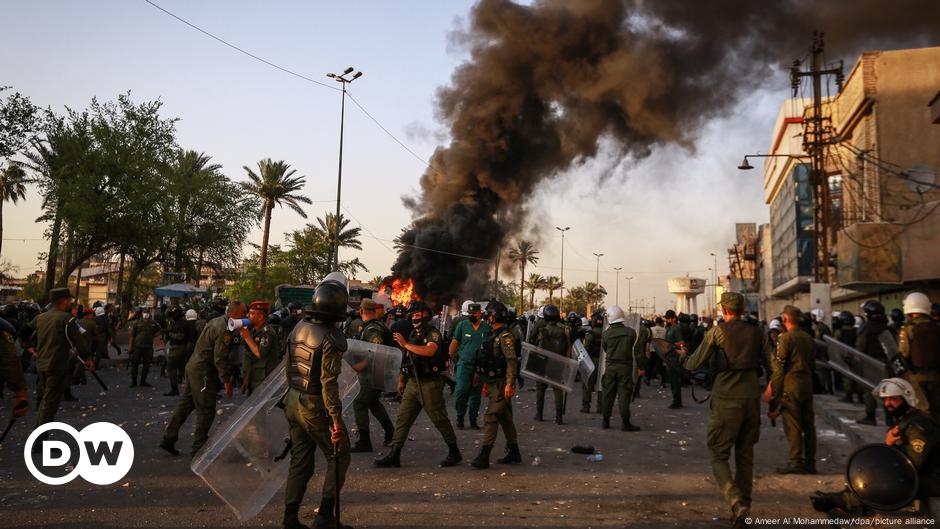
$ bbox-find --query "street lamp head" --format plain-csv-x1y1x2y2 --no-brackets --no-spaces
326,73,336,78
343,66,354,75
352,71,363,80
737,157,754,170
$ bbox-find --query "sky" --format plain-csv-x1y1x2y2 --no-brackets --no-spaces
0,0,789,311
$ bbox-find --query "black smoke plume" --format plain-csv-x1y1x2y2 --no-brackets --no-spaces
392,0,940,305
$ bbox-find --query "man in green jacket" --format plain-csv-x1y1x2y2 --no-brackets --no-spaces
681,292,771,529
531,304,570,424
350,299,395,452
448,302,489,429
601,306,645,431
766,305,816,474
240,301,282,395
128,310,161,388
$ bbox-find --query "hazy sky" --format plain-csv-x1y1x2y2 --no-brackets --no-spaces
1,0,789,311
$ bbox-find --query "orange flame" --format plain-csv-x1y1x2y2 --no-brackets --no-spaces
384,278,419,307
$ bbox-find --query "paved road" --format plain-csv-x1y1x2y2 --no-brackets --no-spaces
0,365,853,529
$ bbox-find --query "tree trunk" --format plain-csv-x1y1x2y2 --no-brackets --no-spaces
0,199,4,260
75,264,83,305
116,252,126,320
43,202,64,300
259,200,272,271
195,248,205,287
519,264,525,313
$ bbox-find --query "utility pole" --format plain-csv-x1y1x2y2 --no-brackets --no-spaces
555,227,569,311
613,266,622,305
625,276,633,312
791,32,843,283
326,67,363,270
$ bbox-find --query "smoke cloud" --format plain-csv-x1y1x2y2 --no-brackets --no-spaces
392,0,940,306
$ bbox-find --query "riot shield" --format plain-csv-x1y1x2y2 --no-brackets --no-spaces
596,315,610,391
822,336,885,390
624,313,642,332
191,359,359,521
519,342,578,392
345,339,403,392
571,339,596,383
846,444,918,511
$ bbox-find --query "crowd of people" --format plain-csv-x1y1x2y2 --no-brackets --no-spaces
2,279,939,529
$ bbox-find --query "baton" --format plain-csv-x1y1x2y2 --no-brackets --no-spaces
0,401,29,445
331,428,342,529
73,351,108,391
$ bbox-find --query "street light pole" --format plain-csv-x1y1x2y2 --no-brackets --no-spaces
625,276,633,312
555,226,569,310
613,266,622,305
326,66,363,270
710,251,718,316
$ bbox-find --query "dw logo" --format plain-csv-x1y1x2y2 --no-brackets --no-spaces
24,422,134,485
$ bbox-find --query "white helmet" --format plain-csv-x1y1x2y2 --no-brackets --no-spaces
854,316,864,328
460,300,474,316
872,377,919,408
373,292,392,310
832,311,842,319
581,317,590,327
537,305,545,319
769,319,782,331
810,308,824,321
607,306,625,324
903,292,931,315
185,309,198,321
94,306,106,317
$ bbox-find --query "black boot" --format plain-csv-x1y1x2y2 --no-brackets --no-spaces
534,411,543,422
312,497,353,529
601,416,611,429
63,389,78,402
440,443,462,467
810,491,847,513
469,416,480,430
374,444,402,468
350,431,373,453
554,414,564,425
283,502,310,529
383,428,394,447
621,418,640,432
471,445,492,469
139,364,152,387
456,415,465,429
856,414,876,426
159,438,180,456
496,443,522,464
580,404,590,413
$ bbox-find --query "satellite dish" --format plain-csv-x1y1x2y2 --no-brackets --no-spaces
904,164,935,193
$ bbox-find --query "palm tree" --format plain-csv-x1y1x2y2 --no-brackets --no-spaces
507,240,539,313
311,212,363,254
240,159,311,271
0,163,28,259
543,276,562,305
525,273,545,310
368,276,384,290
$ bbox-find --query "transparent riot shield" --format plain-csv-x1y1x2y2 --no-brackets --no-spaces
572,339,596,383
345,339,402,392
519,342,578,392
822,336,885,390
624,313,642,332
191,359,360,521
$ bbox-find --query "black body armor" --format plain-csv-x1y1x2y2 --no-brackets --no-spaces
716,319,763,371
287,319,347,394
401,322,444,379
476,328,511,378
910,321,940,371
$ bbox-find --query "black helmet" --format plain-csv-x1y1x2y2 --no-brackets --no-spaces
678,313,690,324
839,310,855,327
287,302,301,313
392,305,406,318
543,304,560,322
932,302,940,319
690,313,699,323
664,309,677,319
408,300,432,324
861,300,886,323
74,304,85,315
566,312,579,324
798,312,813,331
486,301,510,324
212,297,228,314
845,444,918,511
590,312,604,327
167,305,183,319
889,308,904,324
310,279,348,322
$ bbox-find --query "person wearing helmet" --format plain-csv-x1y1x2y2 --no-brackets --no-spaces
0,314,29,425
808,308,834,395
680,292,771,528
580,312,605,413
92,305,112,368
128,309,162,388
854,300,891,426
811,377,940,514
448,299,473,339
834,311,860,403
566,312,583,342
275,274,353,529
899,292,940,422
647,317,667,387
448,302,488,430
600,306,645,431
530,304,570,424
664,309,690,409
376,300,461,469
349,299,396,453
887,308,904,339
160,300,246,458
689,314,705,355
765,306,817,475
470,301,521,469
163,305,196,397
809,308,831,340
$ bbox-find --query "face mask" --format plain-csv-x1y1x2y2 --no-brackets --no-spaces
886,401,911,422
412,316,424,328
468,315,480,324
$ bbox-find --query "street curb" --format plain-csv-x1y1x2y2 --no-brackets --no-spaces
813,394,882,448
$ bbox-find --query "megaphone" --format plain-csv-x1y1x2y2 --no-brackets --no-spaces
227,318,251,331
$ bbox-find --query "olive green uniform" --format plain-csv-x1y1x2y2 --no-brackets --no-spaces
899,315,940,421
856,321,890,421
834,326,859,399
581,327,603,411
31,309,90,426
162,316,232,454
74,317,100,384
352,319,394,441
242,323,281,393
0,325,26,393
345,317,364,340
391,323,457,448
601,322,646,424
534,320,570,419
666,322,692,407
165,319,196,395
129,319,161,385
480,327,519,447
769,328,816,469
682,319,770,513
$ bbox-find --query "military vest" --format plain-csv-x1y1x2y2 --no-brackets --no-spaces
909,320,940,371
586,327,602,356
402,323,445,379
287,319,346,394
716,319,763,371
539,321,569,356
476,327,512,378
860,322,888,361
167,319,189,346
360,319,393,346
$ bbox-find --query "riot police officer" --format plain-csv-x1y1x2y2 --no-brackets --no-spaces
350,299,395,453
531,304,569,424
600,306,644,431
375,301,461,468
281,274,351,529
835,311,860,403
164,306,195,396
240,301,281,395
581,312,604,413
470,301,520,469
898,292,940,421
856,300,890,425
128,310,161,388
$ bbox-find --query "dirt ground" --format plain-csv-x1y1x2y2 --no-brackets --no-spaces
0,363,857,529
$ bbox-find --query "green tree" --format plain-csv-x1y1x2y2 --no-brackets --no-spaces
368,276,385,290
0,163,28,258
0,86,40,160
543,275,562,305
281,220,366,283
507,240,539,314
311,212,363,259
566,282,608,316
240,159,310,272
525,273,545,310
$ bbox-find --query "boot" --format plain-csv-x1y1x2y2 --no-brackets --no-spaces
602,416,611,429
282,502,310,529
374,444,402,468
580,404,591,413
776,464,809,475
139,364,152,387
350,431,373,453
496,443,522,465
63,389,78,402
810,491,847,513
159,438,180,456
383,428,394,447
668,402,683,410
805,462,817,475
469,417,480,430
621,419,640,432
554,414,564,425
471,444,492,469
856,414,876,426
456,415,465,429
731,502,751,529
312,497,353,529
440,443,462,467
534,411,544,422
